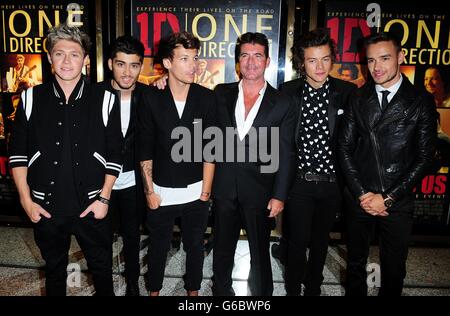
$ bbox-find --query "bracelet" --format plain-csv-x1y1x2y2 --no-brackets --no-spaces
146,191,154,197
201,192,210,197
97,195,110,205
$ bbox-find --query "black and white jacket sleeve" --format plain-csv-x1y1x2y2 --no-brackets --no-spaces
102,90,123,177
9,90,30,168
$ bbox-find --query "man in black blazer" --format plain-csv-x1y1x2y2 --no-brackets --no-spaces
212,32,296,296
279,29,356,296
138,32,216,296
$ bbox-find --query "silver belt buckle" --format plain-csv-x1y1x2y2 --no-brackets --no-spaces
305,172,314,181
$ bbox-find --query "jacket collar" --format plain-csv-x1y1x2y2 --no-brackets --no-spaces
365,74,417,129
52,75,86,103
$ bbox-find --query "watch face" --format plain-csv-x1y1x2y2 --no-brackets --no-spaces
384,199,393,208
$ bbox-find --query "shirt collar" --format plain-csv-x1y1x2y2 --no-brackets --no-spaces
304,77,330,95
375,75,403,96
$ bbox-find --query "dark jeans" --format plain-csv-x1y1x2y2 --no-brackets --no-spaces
146,199,209,292
110,185,141,285
33,213,113,296
284,179,341,296
344,190,413,296
212,198,274,296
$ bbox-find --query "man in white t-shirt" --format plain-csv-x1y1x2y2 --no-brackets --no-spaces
100,36,147,296
138,32,216,296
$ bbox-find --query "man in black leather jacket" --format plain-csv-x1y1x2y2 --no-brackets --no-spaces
338,32,437,296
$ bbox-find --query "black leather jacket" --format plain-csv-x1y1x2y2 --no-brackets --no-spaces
338,75,437,203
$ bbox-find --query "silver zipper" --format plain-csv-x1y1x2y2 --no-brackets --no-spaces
370,131,386,192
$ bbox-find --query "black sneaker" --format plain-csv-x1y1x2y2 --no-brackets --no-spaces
271,239,287,265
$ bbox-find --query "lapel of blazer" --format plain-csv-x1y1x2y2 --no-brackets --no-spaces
328,78,339,138
293,79,304,151
252,83,275,128
179,84,196,127
162,85,182,124
225,83,239,127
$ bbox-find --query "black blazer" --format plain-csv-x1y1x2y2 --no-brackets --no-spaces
212,82,296,206
279,76,356,185
138,83,216,187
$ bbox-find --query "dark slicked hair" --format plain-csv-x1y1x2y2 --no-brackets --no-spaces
234,32,269,64
110,35,145,62
157,31,200,63
364,32,402,53
291,28,336,75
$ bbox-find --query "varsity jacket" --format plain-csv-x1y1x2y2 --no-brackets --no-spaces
8,76,123,213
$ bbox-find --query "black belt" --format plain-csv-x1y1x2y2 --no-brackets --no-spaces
297,171,336,183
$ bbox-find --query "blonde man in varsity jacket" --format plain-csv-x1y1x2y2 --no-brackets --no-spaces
9,23,123,296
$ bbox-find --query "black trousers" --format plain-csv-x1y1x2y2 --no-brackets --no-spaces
212,198,274,296
284,179,341,296
110,185,141,285
33,213,113,296
146,199,209,292
344,190,413,296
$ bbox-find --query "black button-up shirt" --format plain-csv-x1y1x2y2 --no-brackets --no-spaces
298,80,334,174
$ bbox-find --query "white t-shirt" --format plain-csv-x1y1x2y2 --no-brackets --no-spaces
174,100,186,119
113,99,135,190
153,180,203,206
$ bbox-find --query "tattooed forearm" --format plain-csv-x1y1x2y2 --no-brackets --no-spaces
140,160,154,195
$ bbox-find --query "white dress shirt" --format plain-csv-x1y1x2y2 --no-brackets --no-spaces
235,80,267,141
375,75,403,108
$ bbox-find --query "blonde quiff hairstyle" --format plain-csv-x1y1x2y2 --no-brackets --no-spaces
47,22,91,56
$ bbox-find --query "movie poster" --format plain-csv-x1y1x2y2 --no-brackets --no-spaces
130,0,282,88
0,1,91,216
325,0,450,229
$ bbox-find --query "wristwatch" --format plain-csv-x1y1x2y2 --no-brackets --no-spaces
97,195,110,206
382,194,394,208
